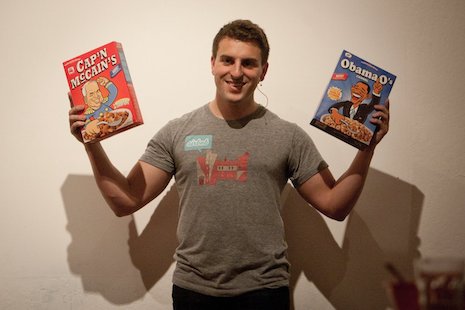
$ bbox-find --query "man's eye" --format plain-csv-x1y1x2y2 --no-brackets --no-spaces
242,60,257,68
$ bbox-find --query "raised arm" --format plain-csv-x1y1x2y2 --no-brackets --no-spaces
84,143,172,216
69,103,172,217
297,101,390,221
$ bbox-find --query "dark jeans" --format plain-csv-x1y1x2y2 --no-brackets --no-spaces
172,285,290,310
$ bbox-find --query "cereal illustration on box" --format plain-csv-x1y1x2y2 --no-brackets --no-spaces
63,42,143,143
311,50,396,149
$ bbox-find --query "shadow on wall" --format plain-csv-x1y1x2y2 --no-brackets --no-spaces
282,167,424,310
61,174,178,305
62,168,423,309
128,183,179,291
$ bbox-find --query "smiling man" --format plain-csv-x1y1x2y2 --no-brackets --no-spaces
329,79,384,124
68,19,390,310
209,30,268,120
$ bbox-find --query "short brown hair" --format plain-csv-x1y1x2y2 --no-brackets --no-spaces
212,19,270,65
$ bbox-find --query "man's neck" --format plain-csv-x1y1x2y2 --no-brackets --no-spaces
209,98,259,120
351,101,361,108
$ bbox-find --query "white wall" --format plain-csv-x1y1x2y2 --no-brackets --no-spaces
1,0,464,309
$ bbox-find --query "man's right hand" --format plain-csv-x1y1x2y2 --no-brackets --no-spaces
329,108,344,125
68,93,86,143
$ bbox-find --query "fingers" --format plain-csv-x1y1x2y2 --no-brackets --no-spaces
371,101,390,123
69,104,85,116
69,112,86,131
373,79,382,92
68,104,87,143
69,105,86,125
329,108,344,125
97,76,108,85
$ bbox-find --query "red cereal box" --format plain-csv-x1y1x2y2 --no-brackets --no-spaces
63,42,143,143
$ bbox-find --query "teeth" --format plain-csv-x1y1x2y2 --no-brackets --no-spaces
227,81,245,86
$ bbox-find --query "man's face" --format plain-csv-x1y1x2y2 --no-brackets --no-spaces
84,81,104,110
350,82,370,105
211,37,268,105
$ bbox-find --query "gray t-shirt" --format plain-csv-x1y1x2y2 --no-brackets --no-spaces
140,104,327,297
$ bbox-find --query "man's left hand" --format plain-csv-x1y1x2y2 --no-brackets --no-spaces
369,99,390,147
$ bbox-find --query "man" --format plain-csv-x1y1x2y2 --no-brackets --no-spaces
81,76,117,136
329,79,383,125
68,20,389,310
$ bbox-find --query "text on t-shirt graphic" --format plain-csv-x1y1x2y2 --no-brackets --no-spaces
196,150,249,185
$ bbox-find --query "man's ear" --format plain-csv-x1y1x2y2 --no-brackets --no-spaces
260,62,269,81
210,56,216,74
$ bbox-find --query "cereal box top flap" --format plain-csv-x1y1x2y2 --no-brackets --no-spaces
63,41,120,66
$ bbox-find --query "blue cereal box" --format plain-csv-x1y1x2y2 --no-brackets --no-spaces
310,50,396,149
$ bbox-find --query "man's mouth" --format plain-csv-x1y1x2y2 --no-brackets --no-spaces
226,80,246,92
352,93,362,102
226,80,246,86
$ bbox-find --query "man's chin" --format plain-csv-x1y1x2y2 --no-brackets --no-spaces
220,91,243,103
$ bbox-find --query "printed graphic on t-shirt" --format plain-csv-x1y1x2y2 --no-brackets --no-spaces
184,135,213,152
196,150,249,185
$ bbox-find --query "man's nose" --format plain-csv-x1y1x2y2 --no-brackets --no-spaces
230,62,243,79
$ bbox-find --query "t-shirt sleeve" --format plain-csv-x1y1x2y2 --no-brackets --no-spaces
288,125,328,188
139,121,176,175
